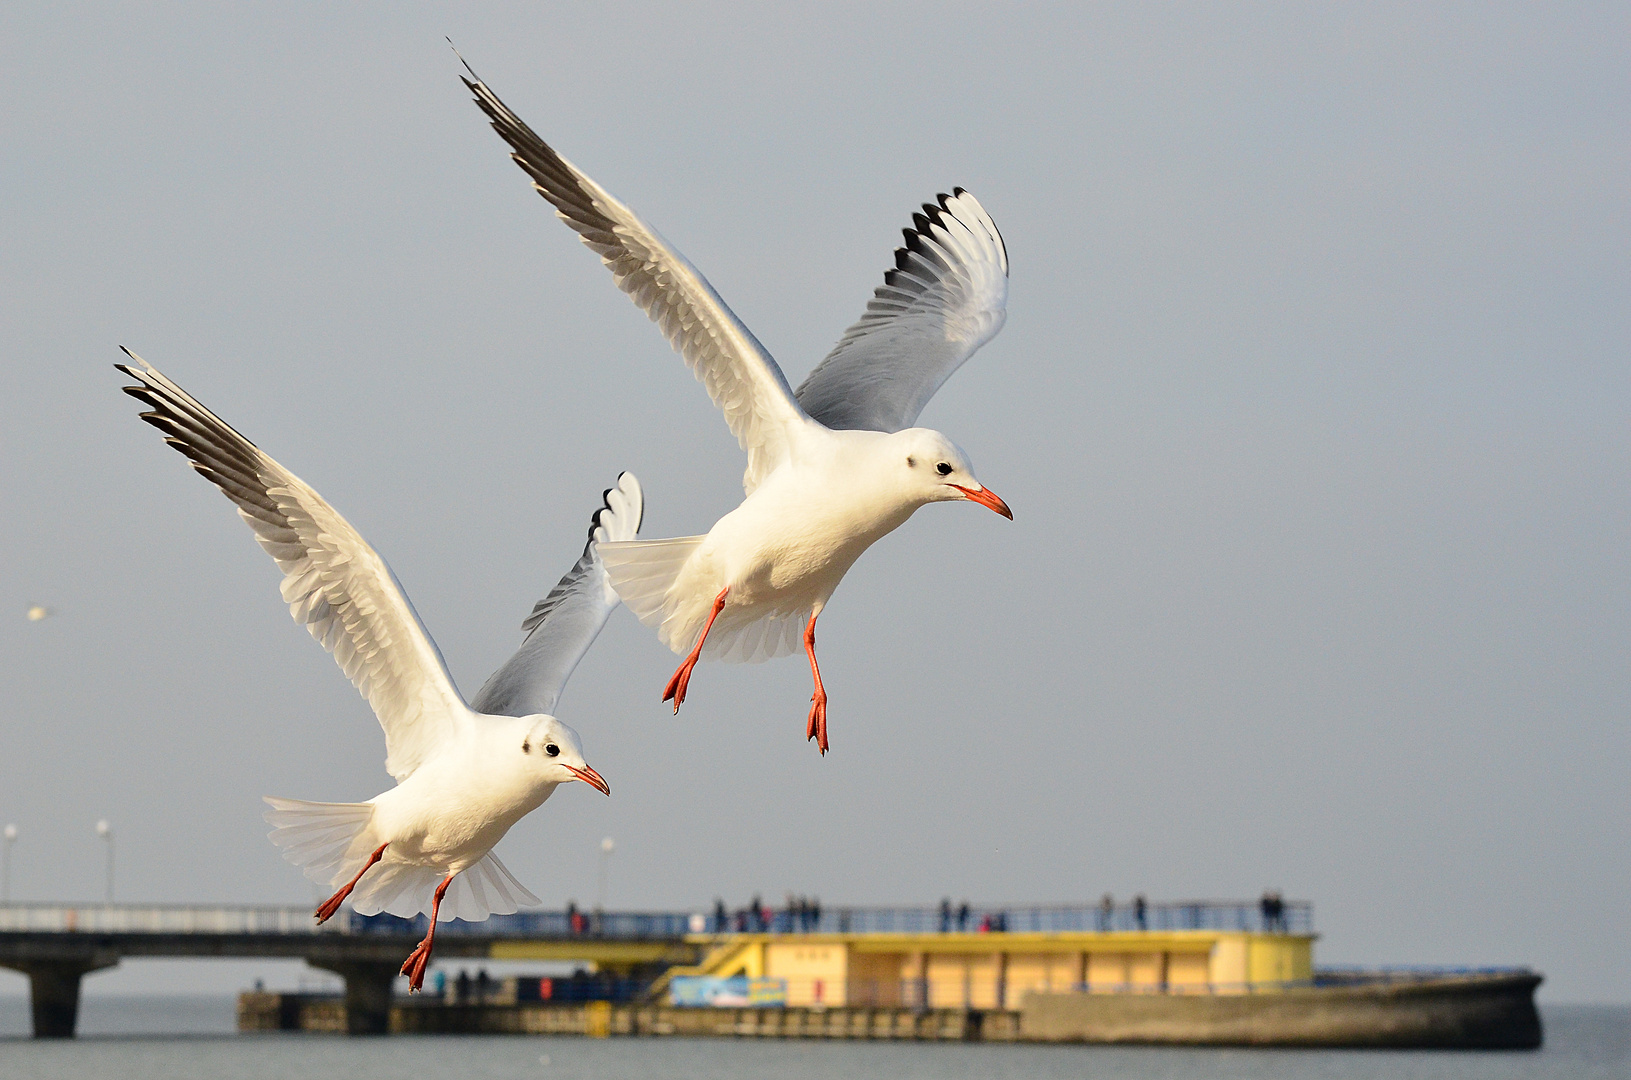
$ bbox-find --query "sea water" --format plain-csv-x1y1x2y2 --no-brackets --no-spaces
0,999,1624,1080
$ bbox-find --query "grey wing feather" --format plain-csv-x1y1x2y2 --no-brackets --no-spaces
470,473,644,718
795,189,1008,433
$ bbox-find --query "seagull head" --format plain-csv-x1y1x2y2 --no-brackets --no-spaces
890,428,1012,519
521,716,610,795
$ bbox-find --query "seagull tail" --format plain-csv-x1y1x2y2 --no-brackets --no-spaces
263,797,539,923
597,536,706,646
350,852,540,923
263,796,379,893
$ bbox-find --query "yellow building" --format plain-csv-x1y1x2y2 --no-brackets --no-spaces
663,930,1314,1009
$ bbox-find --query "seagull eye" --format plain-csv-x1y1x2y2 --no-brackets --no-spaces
906,456,916,468
545,743,560,758
936,462,953,476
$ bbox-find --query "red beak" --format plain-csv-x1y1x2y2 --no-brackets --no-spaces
564,764,611,796
951,484,1013,520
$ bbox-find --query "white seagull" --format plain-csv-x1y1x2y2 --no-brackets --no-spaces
118,352,637,990
465,69,1013,754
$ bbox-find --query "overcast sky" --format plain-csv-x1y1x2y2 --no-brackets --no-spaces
1,3,1626,1004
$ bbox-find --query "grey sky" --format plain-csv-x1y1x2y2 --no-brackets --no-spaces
1,3,1626,1003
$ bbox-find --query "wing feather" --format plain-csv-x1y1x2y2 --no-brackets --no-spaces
118,351,469,781
795,189,1008,433
463,69,810,494
470,473,643,718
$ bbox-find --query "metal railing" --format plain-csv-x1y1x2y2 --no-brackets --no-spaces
0,903,335,935
0,899,1312,938
351,910,696,939
698,900,1312,936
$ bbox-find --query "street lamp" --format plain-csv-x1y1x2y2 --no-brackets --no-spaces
2,824,16,902
597,837,615,912
95,819,114,904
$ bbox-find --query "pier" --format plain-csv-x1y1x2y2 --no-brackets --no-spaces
0,903,697,1036
0,898,1542,1046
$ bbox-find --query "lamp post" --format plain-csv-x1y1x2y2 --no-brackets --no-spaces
2,824,16,902
597,837,615,912
95,819,114,904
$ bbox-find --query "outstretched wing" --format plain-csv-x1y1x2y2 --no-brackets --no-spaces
118,352,470,782
795,189,1008,433
463,67,813,495
470,472,644,718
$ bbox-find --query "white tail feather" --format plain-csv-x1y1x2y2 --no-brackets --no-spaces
263,796,537,923
597,536,705,629
598,536,808,663
263,796,377,889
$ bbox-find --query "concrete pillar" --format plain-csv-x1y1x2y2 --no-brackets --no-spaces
308,960,399,1035
13,959,117,1038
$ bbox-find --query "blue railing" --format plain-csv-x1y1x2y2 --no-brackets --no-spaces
349,909,695,938
0,899,1311,939
352,899,1311,938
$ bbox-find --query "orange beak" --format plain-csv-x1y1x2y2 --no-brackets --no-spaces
951,484,1013,520
564,763,611,795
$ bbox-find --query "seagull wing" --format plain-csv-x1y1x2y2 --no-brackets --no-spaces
795,189,1008,433
119,352,470,782
464,70,811,494
470,472,643,718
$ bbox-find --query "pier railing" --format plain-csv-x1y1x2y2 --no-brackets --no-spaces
697,899,1312,936
0,898,1311,938
0,903,337,935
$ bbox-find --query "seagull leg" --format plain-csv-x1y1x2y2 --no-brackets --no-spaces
314,843,388,924
662,587,728,713
804,611,829,755
399,873,454,993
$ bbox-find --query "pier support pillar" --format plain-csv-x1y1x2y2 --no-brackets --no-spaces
7,958,117,1038
308,960,399,1035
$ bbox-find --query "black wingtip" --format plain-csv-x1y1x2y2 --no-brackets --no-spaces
447,37,480,83
588,472,645,540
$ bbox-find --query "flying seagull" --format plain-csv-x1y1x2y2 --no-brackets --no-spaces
464,67,1013,755
118,351,636,989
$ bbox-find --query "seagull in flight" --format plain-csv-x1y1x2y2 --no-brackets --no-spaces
118,352,635,990
464,67,1014,754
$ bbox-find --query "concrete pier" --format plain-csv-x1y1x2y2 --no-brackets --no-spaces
17,958,117,1038
1020,971,1544,1049
238,970,1542,1048
6,898,1542,1047
238,995,1023,1040
305,960,400,1035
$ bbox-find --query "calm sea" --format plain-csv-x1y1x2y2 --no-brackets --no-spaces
0,999,1624,1080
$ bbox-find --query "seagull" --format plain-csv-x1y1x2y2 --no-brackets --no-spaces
464,68,1013,754
117,351,637,990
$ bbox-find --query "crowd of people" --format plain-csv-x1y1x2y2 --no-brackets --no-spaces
551,891,1293,936
708,894,824,932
